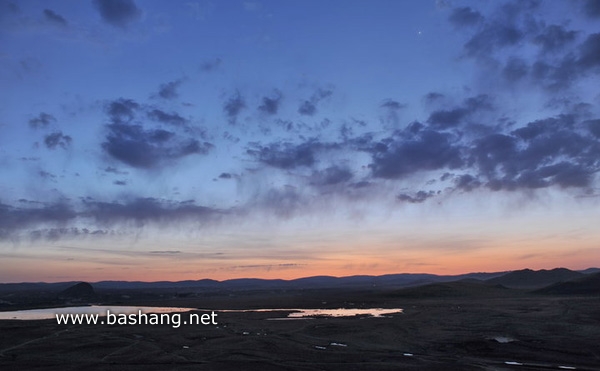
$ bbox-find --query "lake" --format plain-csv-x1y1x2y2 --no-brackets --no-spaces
0,306,403,320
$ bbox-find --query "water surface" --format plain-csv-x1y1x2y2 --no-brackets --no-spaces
0,306,403,320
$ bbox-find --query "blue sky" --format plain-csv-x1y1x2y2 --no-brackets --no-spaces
1,0,600,282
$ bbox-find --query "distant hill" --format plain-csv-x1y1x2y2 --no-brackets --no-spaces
486,268,584,289
535,273,600,295
2,268,597,293
59,282,96,300
388,280,510,299
579,267,600,275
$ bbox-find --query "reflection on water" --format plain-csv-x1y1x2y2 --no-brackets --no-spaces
217,307,403,319
0,305,196,320
287,308,403,318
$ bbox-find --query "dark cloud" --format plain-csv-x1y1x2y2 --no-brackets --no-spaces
397,190,436,203
258,90,282,115
464,94,494,110
298,88,332,116
453,3,597,92
538,27,600,88
380,100,405,110
156,80,183,100
223,92,245,123
427,108,469,129
298,100,316,116
148,109,187,126
464,23,524,57
380,100,406,127
218,172,232,179
310,166,353,186
534,25,577,54
102,123,212,169
424,92,445,104
93,0,141,28
104,166,128,175
247,141,329,169
0,197,223,241
587,119,600,138
472,133,517,177
457,2,541,59
530,59,578,91
113,180,127,186
449,7,484,28
84,198,220,227
28,228,110,241
44,131,72,150
0,202,76,240
583,0,600,18
511,162,591,189
29,112,56,129
106,98,139,124
467,112,600,191
105,99,191,155
454,174,481,191
39,170,57,180
370,130,464,179
426,95,492,129
43,9,67,26
577,33,600,70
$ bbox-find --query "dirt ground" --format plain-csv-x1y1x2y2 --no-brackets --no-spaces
1,289,599,370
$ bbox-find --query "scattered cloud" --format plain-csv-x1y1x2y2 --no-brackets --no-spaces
0,202,76,240
258,90,283,115
148,109,187,126
370,130,464,179
44,131,72,150
106,98,139,124
309,166,353,186
102,123,211,168
298,88,332,116
448,6,483,28
156,80,183,100
397,190,436,203
104,166,129,175
0,198,224,241
83,197,221,227
533,25,578,54
43,9,68,27
29,113,56,129
93,0,141,28
247,141,326,169
223,91,246,124
200,57,222,71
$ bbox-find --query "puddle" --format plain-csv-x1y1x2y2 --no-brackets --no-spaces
490,336,516,343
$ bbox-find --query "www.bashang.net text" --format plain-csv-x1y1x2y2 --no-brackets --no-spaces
55,310,217,328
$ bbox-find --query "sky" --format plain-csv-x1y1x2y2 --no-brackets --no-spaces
1,0,600,283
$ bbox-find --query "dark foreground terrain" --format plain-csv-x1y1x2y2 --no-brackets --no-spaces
1,284,599,370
